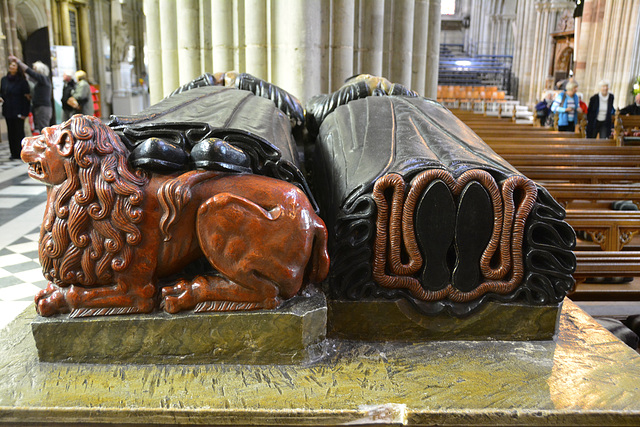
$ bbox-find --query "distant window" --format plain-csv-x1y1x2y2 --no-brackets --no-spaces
441,0,456,15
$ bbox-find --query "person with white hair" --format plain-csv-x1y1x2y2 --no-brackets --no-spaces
535,90,555,126
551,80,582,132
587,79,615,138
8,54,52,133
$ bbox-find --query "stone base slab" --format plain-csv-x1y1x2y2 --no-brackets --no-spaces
328,299,561,341
31,292,327,365
1,299,640,425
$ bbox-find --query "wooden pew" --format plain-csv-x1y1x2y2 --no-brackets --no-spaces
614,114,640,146
517,166,640,184
542,183,640,206
485,137,615,146
565,210,640,251
574,252,640,281
502,153,640,167
492,144,640,156
453,108,640,306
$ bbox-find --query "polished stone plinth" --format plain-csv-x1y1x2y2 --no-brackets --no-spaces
1,299,639,426
328,299,561,341
31,292,327,365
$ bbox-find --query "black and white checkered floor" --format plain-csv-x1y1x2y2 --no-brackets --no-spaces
0,141,48,330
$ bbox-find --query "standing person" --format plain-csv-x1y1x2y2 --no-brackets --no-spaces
68,70,94,116
551,81,581,132
8,55,53,134
0,59,30,160
586,79,615,139
61,73,76,121
535,91,555,127
620,93,640,116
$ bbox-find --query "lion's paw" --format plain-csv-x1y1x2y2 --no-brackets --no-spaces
35,283,71,317
161,280,196,314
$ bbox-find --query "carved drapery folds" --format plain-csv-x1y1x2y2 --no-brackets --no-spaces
310,93,576,316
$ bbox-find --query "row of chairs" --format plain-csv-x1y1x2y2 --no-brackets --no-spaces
436,85,507,103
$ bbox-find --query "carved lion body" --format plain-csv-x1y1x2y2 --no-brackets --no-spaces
22,115,329,317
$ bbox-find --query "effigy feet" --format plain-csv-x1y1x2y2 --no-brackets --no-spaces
161,275,282,314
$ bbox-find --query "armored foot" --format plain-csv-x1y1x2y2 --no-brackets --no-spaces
162,275,282,314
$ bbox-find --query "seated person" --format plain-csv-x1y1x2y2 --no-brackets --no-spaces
620,93,640,115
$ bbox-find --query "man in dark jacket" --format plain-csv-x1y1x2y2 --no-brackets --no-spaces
61,73,76,121
620,93,640,116
586,79,615,139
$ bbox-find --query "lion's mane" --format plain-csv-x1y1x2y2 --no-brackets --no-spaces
40,115,150,287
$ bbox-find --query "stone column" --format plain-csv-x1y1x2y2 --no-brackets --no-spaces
0,12,5,76
331,0,355,89
319,0,331,92
424,0,441,99
271,0,322,102
177,0,201,84
511,0,526,78
144,0,164,104
50,0,60,46
233,0,245,73
573,0,592,86
244,0,268,79
389,0,414,87
59,0,72,46
6,0,21,57
613,0,637,106
596,0,616,85
360,0,385,77
628,0,640,107
411,0,429,95
525,3,543,105
211,0,234,72
199,0,213,74
381,0,393,78
530,4,549,102
77,4,94,78
93,1,109,117
159,0,179,96
479,0,492,54
518,1,537,103
489,15,497,55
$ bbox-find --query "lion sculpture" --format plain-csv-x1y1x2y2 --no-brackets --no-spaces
21,115,329,317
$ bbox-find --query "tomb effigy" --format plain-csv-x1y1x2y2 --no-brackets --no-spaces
2,74,640,426
307,75,576,339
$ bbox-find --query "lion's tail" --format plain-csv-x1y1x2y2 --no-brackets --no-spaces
307,218,330,284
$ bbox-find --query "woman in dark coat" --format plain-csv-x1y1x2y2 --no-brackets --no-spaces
0,60,30,159
586,79,615,139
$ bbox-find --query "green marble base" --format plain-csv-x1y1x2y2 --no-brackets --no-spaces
328,299,562,341
31,292,327,365
1,299,640,425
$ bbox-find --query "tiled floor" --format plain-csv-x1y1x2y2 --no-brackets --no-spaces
0,140,48,330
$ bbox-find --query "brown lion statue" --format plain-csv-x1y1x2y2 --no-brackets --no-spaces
21,115,329,317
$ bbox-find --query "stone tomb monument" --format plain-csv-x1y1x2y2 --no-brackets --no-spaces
1,74,639,425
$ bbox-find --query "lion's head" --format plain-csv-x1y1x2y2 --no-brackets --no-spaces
22,115,150,287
